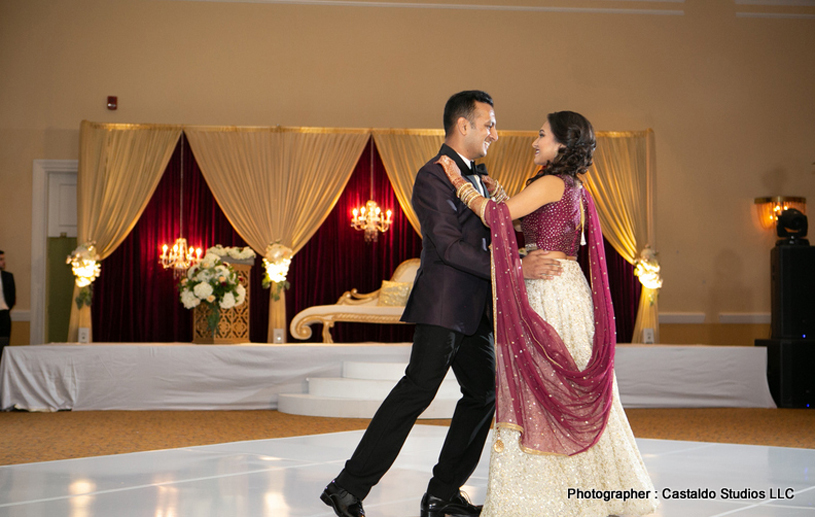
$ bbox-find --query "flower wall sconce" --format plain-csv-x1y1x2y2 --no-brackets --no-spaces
67,243,101,308
263,242,293,301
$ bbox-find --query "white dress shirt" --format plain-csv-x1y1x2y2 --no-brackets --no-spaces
0,273,8,311
455,151,487,196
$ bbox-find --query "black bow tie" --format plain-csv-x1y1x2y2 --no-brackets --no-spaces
470,162,488,176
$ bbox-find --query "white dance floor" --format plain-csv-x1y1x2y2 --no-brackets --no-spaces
0,426,812,517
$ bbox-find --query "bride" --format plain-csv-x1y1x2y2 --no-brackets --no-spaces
439,110,659,517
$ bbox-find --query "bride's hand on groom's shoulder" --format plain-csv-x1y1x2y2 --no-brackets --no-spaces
437,156,467,189
482,176,497,192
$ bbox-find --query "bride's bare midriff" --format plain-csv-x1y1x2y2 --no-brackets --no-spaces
538,250,576,261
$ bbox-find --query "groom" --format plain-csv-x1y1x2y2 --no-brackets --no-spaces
0,250,15,355
321,90,560,517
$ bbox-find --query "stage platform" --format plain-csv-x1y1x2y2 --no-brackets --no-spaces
0,343,776,412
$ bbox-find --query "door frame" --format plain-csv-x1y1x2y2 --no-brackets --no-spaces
31,159,78,345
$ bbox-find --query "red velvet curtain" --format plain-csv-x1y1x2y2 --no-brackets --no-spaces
285,139,423,342
91,136,269,343
92,136,637,344
577,238,641,343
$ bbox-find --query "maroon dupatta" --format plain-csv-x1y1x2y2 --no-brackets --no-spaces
487,190,615,456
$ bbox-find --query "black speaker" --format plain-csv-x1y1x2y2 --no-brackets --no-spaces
755,339,815,408
771,246,815,339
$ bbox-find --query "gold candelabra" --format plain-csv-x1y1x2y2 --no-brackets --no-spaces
352,200,392,242
351,140,392,242
159,136,202,276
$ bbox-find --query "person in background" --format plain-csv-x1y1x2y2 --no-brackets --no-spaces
0,250,16,357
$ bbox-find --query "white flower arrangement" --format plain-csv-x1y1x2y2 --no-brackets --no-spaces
262,242,293,301
66,243,101,308
206,245,256,262
179,254,246,336
634,246,662,307
634,247,663,290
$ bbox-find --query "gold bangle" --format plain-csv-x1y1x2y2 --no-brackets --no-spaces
458,183,478,204
463,189,481,206
495,191,508,203
490,182,508,203
456,182,474,198
477,199,488,225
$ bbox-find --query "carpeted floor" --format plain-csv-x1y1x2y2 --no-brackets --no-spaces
0,408,812,466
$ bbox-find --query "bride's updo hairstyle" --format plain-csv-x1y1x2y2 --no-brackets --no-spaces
528,111,596,186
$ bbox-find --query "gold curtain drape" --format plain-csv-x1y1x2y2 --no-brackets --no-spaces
372,130,444,235
583,130,659,343
584,132,650,264
184,127,370,342
69,121,182,342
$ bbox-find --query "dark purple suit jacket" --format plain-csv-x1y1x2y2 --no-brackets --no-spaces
401,145,492,335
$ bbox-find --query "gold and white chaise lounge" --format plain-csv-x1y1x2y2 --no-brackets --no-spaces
289,258,420,343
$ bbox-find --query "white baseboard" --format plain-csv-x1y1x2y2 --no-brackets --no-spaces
718,313,771,324
659,312,706,324
10,310,30,322
658,312,772,325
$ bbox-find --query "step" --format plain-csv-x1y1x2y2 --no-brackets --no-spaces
307,377,461,400
277,361,462,419
277,393,456,419
343,362,457,381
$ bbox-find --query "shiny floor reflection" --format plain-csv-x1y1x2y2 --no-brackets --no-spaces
0,425,813,516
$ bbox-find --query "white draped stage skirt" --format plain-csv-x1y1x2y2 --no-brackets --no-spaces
481,261,659,517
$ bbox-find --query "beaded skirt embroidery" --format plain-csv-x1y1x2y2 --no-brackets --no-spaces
482,261,659,517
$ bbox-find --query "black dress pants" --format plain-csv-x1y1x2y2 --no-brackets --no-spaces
0,310,9,337
336,314,495,501
0,310,10,360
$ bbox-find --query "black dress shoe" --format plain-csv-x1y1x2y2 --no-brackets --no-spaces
420,491,482,517
321,480,366,517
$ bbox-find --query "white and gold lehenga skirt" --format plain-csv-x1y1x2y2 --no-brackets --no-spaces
482,261,659,517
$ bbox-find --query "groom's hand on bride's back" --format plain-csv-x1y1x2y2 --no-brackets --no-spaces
521,250,563,280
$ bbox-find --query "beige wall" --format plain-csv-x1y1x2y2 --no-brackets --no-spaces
1,0,813,345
